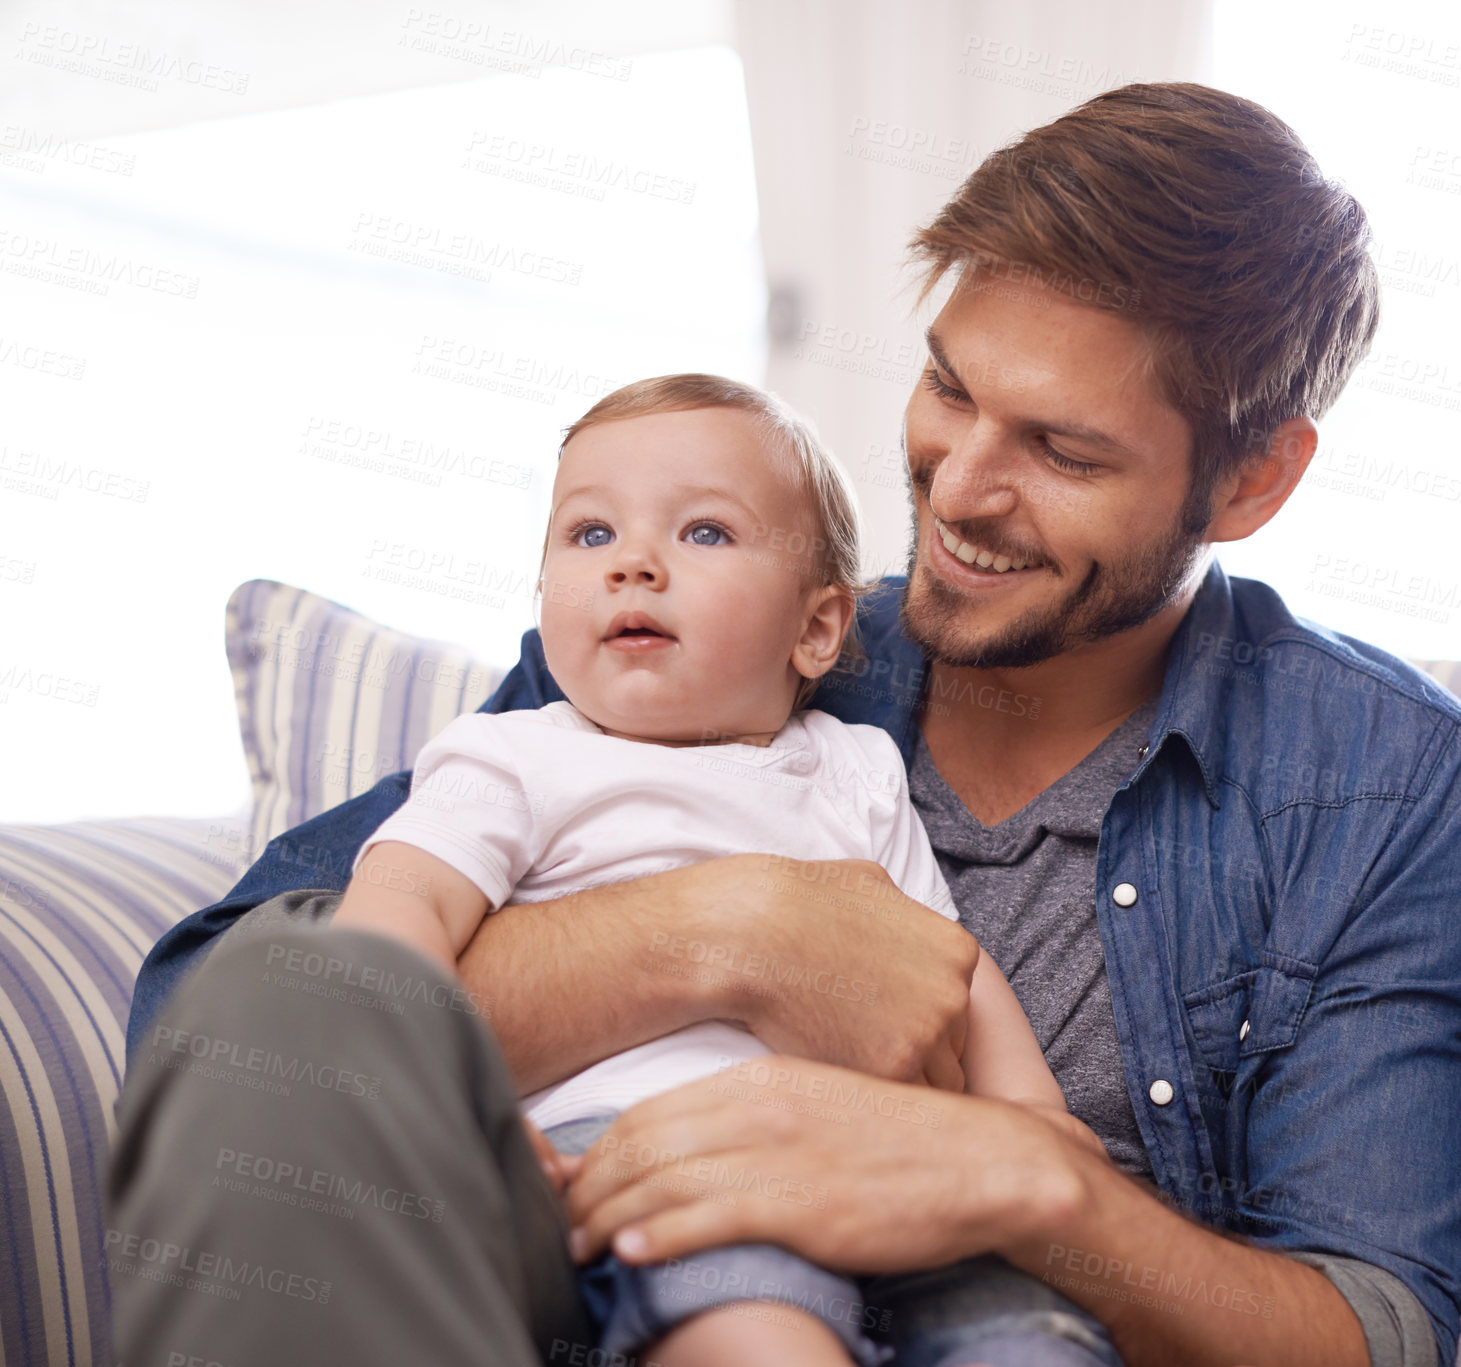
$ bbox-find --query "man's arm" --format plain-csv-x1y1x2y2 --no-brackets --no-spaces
131,625,978,1091
459,855,978,1095
562,1064,1370,1367
564,742,1461,1367
1007,1137,1372,1367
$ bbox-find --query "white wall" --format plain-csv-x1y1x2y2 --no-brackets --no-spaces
1211,0,1461,662
0,5,762,824
2,0,733,137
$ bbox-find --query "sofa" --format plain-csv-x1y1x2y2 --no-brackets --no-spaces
0,579,506,1366
2,577,1456,1366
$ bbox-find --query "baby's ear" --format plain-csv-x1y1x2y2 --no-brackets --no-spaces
794,586,855,680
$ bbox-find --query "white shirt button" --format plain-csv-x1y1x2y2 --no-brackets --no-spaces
1239,1019,1251,1042
1148,1079,1175,1106
1112,882,1138,907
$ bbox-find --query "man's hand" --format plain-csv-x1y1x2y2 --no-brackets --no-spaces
710,857,979,1090
561,1056,1080,1270
561,1058,1372,1367
455,854,978,1094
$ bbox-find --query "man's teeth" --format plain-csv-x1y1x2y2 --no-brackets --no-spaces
933,516,1031,573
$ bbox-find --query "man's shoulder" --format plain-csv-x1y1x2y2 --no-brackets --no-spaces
1221,574,1461,720
1179,571,1461,803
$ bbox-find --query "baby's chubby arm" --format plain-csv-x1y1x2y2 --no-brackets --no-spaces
335,851,573,1183
334,840,490,975
962,950,1108,1158
850,721,1107,1157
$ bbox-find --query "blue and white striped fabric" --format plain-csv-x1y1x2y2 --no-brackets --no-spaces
225,579,504,863
0,812,249,1367
0,580,505,1365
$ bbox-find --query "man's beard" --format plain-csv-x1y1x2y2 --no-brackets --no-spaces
899,464,1209,670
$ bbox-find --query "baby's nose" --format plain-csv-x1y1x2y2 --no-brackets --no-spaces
606,541,664,583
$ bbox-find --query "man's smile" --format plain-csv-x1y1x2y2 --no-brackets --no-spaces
930,513,1046,581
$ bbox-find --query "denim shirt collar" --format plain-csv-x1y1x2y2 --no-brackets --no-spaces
1134,559,1237,810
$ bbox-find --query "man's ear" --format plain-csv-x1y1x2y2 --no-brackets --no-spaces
791,586,856,681
1205,416,1319,544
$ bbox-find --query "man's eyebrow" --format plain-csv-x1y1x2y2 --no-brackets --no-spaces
925,328,960,383
555,482,765,520
924,326,1137,459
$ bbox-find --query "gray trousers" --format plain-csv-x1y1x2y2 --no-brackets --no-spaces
109,898,595,1367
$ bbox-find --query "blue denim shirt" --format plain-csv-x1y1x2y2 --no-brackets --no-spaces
127,561,1461,1360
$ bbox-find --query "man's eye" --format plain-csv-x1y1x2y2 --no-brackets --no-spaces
685,521,731,546
569,521,613,547
922,365,967,403
1037,438,1101,476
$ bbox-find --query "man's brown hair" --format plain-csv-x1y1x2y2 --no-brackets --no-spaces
910,82,1381,528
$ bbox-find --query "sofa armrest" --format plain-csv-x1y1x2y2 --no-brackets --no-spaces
0,808,250,1367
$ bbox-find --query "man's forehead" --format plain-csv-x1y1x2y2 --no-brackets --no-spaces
924,296,1188,460
930,276,1152,356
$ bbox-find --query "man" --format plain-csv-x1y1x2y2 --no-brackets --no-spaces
117,83,1459,1367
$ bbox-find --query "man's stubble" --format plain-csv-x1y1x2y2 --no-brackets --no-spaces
898,458,1211,671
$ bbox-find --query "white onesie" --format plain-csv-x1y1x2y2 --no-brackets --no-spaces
354,700,958,1129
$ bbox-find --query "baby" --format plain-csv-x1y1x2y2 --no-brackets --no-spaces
334,374,1112,1367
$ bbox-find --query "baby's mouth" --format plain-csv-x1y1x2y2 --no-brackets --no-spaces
603,625,677,654
604,611,676,641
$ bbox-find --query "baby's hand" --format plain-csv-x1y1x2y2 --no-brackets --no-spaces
523,1118,572,1196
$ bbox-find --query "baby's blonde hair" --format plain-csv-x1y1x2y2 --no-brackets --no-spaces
541,373,878,710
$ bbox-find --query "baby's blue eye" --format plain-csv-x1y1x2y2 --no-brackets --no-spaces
574,524,612,548
686,523,729,546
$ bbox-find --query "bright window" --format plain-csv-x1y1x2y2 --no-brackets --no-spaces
0,46,765,822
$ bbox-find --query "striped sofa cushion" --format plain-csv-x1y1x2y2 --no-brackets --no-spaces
226,579,505,862
0,585,505,1365
0,812,248,1367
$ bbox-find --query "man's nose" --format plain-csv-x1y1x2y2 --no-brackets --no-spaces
933,421,1021,520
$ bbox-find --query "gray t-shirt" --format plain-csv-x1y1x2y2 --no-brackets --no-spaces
906,698,1437,1367
908,697,1159,1179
